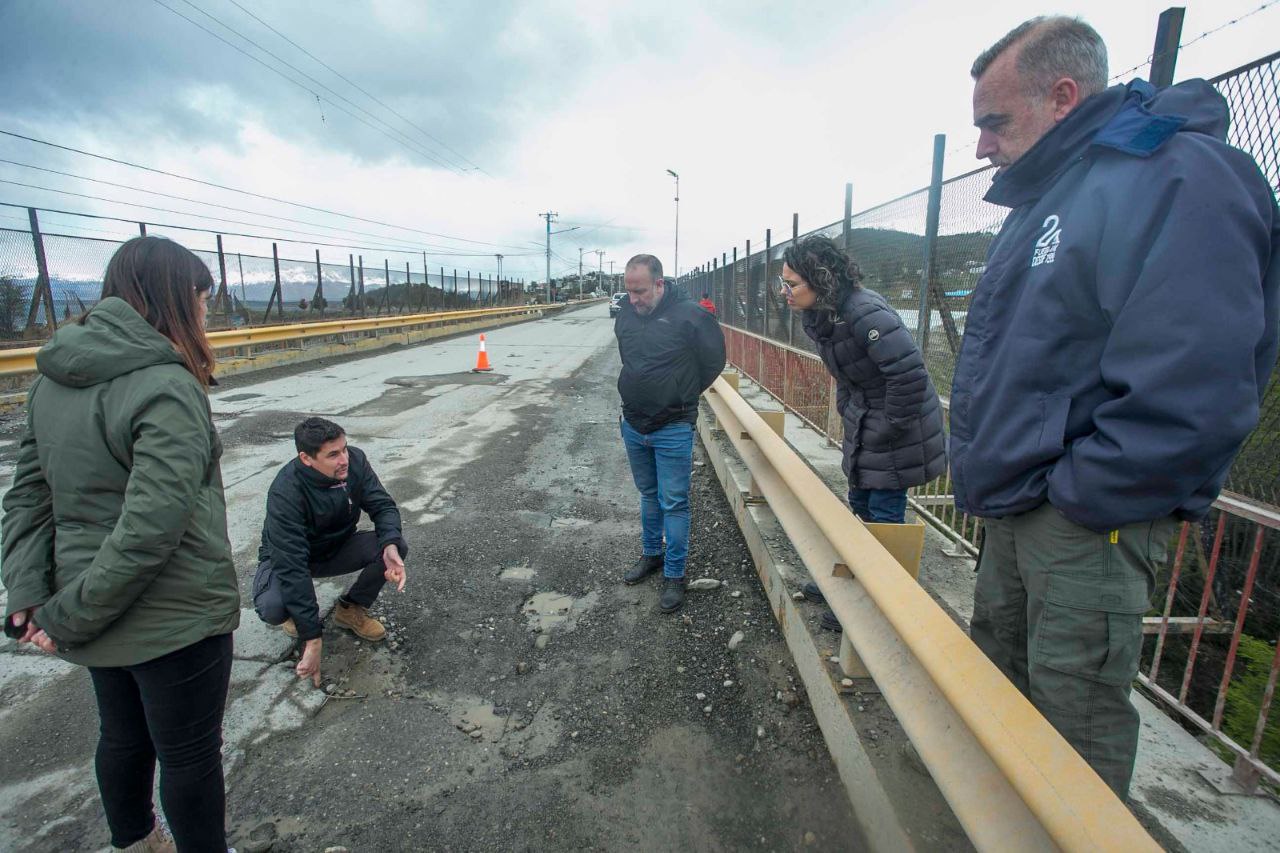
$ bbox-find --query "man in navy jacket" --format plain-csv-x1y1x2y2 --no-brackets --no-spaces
951,16,1278,798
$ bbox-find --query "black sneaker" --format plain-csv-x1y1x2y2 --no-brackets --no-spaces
820,609,843,632
659,577,687,613
803,581,826,604
624,554,664,585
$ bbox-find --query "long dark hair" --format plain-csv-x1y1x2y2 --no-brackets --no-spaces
782,235,863,312
96,236,216,386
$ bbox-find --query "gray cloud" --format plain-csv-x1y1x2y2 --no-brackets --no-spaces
0,0,612,173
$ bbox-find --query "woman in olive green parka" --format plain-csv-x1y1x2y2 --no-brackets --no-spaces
1,237,238,853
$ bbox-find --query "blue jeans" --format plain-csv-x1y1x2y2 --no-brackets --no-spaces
848,487,908,524
621,418,694,578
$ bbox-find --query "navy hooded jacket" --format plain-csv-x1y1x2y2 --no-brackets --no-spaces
950,79,1280,532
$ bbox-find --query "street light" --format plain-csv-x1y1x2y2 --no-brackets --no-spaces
666,169,679,280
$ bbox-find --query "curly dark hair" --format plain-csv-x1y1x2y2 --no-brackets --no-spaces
782,235,863,312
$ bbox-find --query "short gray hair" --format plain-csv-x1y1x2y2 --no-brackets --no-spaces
972,16,1108,98
625,254,663,281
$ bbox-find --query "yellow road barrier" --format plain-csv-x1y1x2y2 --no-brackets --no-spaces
0,305,554,377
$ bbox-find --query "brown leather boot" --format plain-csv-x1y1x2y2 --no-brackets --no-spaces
280,618,297,638
112,822,175,853
334,600,386,641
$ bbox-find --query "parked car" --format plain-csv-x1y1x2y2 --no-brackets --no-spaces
609,292,626,317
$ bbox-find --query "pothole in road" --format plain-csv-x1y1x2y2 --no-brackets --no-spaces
500,565,537,582
522,591,599,634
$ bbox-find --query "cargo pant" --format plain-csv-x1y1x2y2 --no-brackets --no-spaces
970,502,1179,799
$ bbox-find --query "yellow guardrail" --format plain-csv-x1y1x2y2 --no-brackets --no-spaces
703,375,1158,852
0,305,554,377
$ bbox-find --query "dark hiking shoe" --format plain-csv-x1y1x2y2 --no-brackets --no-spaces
820,609,843,632
624,554,664,585
659,577,687,613
803,581,826,604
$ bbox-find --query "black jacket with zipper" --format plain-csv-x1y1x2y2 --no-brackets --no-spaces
257,446,407,641
615,287,726,433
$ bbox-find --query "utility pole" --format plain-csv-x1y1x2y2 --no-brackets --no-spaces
579,247,585,295
608,260,615,293
539,211,558,304
594,249,604,296
666,169,680,278
495,254,503,291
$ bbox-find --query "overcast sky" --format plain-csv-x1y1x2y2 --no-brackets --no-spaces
0,0,1275,284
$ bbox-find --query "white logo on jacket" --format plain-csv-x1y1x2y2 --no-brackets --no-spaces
1031,214,1062,267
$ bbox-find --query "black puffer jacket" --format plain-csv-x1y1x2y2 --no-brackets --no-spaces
803,287,946,490
616,286,726,433
258,446,407,641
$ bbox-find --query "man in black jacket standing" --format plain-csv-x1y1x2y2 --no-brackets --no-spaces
253,417,408,686
615,254,726,613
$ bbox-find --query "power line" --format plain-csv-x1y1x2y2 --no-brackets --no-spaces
0,129,530,251
222,0,487,177
0,158,477,254
151,0,467,175
0,199,540,260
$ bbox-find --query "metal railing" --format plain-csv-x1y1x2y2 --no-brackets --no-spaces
723,322,1280,792
704,374,1159,851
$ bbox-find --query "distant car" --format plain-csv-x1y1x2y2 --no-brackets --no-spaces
609,292,626,317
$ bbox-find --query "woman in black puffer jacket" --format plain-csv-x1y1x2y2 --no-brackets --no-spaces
782,235,946,628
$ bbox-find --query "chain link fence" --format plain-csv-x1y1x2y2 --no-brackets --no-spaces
688,48,1280,513
0,209,529,341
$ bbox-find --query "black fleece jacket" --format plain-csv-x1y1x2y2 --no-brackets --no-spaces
615,287,726,433
257,446,407,641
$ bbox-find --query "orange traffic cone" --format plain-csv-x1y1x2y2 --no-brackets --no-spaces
472,333,494,372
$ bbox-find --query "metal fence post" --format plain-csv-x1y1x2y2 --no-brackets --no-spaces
214,235,231,324
764,229,772,340
24,208,56,332
379,259,391,315
358,255,366,317
347,254,356,314
312,249,325,314
266,242,284,322
843,182,853,251
916,134,945,354
440,266,446,311
1149,7,1185,88
712,258,719,316
731,247,738,328
453,269,458,309
789,213,798,347
745,239,752,333
467,270,472,306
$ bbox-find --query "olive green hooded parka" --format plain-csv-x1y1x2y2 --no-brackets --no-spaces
1,297,239,667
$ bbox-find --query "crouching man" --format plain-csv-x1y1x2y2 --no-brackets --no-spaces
253,417,408,686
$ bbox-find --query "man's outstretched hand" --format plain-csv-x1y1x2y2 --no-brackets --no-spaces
383,543,406,592
297,638,322,687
